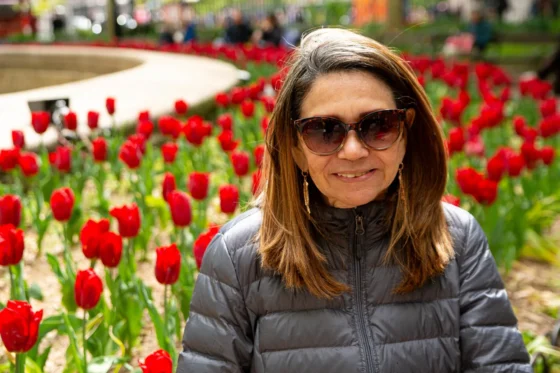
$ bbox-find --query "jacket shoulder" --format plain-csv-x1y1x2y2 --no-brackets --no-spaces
218,207,264,287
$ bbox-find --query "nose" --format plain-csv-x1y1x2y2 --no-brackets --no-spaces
337,130,369,161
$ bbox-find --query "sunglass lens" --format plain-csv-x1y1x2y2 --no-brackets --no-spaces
302,119,346,154
360,111,401,149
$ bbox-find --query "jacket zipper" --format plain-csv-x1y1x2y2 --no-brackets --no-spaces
353,214,375,372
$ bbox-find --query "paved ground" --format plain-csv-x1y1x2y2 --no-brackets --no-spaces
0,45,239,150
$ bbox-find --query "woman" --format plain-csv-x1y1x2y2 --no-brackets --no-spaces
177,28,531,373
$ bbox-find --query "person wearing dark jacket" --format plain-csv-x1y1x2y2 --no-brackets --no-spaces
225,8,253,44
177,28,532,373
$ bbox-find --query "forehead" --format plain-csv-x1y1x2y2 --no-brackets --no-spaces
300,71,396,120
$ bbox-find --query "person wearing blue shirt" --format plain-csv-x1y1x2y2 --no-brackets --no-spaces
468,10,493,54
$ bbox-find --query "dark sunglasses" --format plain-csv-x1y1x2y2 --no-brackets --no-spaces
294,109,410,156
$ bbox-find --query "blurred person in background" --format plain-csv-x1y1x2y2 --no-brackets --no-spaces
538,37,560,95
467,9,493,55
182,5,197,43
225,8,253,44
253,13,283,47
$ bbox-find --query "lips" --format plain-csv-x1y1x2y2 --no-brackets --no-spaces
334,169,375,178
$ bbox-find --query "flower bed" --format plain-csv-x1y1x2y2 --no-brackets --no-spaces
0,43,559,372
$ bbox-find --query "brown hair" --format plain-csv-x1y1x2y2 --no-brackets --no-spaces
257,28,454,299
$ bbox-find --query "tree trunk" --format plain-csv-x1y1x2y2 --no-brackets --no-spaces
387,0,404,31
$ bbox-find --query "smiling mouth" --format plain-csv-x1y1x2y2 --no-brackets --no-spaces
334,169,375,178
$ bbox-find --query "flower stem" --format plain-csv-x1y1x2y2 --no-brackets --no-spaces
9,265,16,300
164,284,169,335
15,352,25,373
83,309,87,373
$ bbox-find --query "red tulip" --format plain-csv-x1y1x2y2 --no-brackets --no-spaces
31,111,50,134
447,127,465,155
230,87,246,105
137,120,154,139
128,134,147,155
522,127,538,142
241,100,255,118
188,172,210,200
48,146,72,173
87,111,100,130
11,130,25,148
0,148,19,172
0,301,42,353
513,116,526,137
161,142,178,163
139,349,173,373
175,99,188,115
442,194,461,207
193,225,220,269
486,154,506,182
215,92,230,108
217,113,233,131
506,154,525,177
74,269,103,310
219,184,239,214
253,144,265,168
158,116,181,139
464,136,485,158
260,96,275,113
261,116,269,134
99,232,123,268
168,191,192,227
183,116,208,146
106,97,116,115
540,146,555,165
50,187,75,222
217,130,239,152
64,111,78,130
138,111,150,123
0,224,24,266
80,219,110,259
18,152,39,177
474,179,498,205
119,140,143,169
540,98,556,118
252,170,262,195
155,244,181,285
0,195,21,227
231,151,250,177
455,167,483,196
110,204,141,238
539,114,560,138
92,138,108,162
162,173,176,203
521,140,540,165
248,82,262,100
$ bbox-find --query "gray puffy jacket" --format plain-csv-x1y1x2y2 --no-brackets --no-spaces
177,201,532,373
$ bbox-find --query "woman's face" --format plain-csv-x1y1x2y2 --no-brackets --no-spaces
293,70,407,209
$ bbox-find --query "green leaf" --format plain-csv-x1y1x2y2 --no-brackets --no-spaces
87,356,120,373
24,358,43,373
138,280,172,354
36,346,53,372
62,312,85,373
28,283,44,301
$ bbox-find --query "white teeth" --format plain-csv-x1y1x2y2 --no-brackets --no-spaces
336,171,369,178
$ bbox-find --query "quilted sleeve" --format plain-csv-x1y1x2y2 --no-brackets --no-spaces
177,233,253,373
459,216,532,373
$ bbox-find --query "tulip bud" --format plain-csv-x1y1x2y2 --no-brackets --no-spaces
74,269,103,310
50,187,75,222
155,244,181,285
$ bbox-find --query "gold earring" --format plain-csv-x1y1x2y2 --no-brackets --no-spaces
302,171,311,215
398,163,405,202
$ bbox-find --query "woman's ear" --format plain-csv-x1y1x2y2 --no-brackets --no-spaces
405,108,416,128
291,145,308,172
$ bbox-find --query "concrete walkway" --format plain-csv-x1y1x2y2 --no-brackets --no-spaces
0,45,240,150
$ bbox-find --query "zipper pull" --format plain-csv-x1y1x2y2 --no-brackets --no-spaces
355,215,365,260
355,215,365,235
